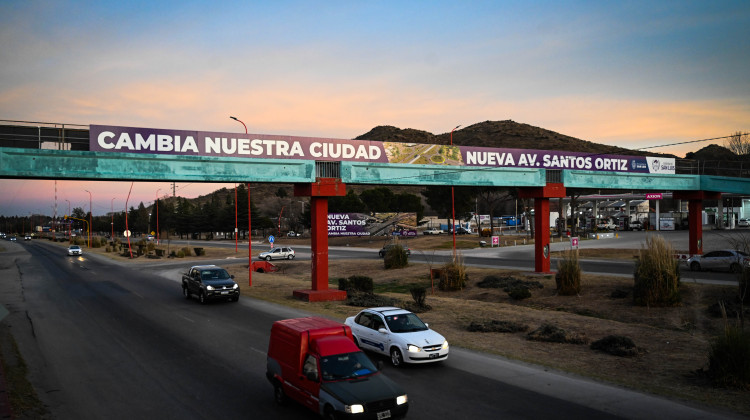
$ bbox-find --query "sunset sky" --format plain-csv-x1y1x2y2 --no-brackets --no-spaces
1,1,749,217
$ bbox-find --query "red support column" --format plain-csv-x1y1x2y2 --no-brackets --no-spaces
674,191,720,257
292,178,347,302
519,183,566,274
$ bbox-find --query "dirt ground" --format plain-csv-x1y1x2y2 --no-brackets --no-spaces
33,239,750,416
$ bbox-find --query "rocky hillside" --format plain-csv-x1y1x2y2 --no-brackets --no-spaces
356,120,675,158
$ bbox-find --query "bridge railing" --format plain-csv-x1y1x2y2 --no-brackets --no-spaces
676,159,750,178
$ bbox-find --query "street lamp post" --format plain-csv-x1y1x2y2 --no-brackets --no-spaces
65,199,71,242
111,198,116,241
450,125,460,259
155,189,162,244
84,189,92,248
230,116,252,285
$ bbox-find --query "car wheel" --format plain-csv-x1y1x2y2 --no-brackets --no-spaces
287,254,294,260
199,292,207,304
183,287,190,299
323,405,337,420
265,256,272,261
273,384,287,406
730,263,742,274
390,347,404,367
690,261,701,272
232,295,239,302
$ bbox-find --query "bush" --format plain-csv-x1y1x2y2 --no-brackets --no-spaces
633,235,681,307
438,256,467,291
181,247,192,257
383,244,408,269
346,292,399,308
91,236,104,248
477,275,544,291
467,320,528,333
409,286,427,307
590,335,641,357
708,325,750,389
507,287,531,300
555,249,581,295
338,276,373,294
527,324,588,345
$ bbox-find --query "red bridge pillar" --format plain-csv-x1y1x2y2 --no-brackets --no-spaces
292,178,348,302
674,191,721,256
519,183,567,273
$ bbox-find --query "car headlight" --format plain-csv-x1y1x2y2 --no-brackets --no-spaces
407,344,420,353
396,395,408,405
345,404,364,414
206,285,215,291
442,340,449,349
232,283,239,289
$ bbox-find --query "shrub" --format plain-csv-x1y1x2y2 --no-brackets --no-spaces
383,244,408,269
708,325,750,388
555,248,581,295
91,236,104,248
338,276,373,294
467,320,528,333
633,235,681,307
590,335,641,357
507,287,531,300
177,250,185,258
409,286,427,307
346,292,399,308
181,247,192,257
438,255,467,291
527,324,588,345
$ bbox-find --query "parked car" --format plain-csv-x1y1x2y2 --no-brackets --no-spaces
629,221,644,231
345,307,449,367
452,227,471,235
379,243,411,258
596,221,616,230
258,246,295,261
687,250,750,273
739,219,750,227
67,245,82,256
266,317,408,419
286,231,302,237
423,228,442,235
181,264,239,303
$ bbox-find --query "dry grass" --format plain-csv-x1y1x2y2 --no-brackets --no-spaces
46,238,750,415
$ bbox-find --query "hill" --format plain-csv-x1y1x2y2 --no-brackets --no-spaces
356,120,676,158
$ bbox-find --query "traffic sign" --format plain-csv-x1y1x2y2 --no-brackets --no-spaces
268,235,275,244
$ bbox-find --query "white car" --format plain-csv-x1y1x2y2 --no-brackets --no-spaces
422,228,442,235
258,246,295,261
67,245,83,256
345,307,449,367
738,219,749,227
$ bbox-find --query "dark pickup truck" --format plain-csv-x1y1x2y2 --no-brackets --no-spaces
182,264,240,304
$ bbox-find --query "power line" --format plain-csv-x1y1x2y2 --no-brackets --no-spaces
638,132,749,150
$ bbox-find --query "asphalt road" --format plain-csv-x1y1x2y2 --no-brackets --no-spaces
0,237,744,420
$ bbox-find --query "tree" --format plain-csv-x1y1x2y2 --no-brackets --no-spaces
422,186,474,229
360,187,394,213
329,191,366,213
725,131,750,156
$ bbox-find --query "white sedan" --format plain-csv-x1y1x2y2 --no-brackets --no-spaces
67,245,83,256
345,307,449,367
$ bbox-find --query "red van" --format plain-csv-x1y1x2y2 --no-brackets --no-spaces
266,317,409,419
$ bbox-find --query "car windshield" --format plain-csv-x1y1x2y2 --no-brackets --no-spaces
201,269,231,280
320,352,378,381
70,246,80,250
385,312,428,333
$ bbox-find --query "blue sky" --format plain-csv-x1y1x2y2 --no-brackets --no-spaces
1,1,749,217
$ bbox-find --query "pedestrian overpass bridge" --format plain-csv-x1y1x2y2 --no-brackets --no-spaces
2,122,749,300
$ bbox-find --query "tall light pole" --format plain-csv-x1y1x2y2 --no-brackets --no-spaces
65,199,71,242
231,116,252,285
450,125,461,258
111,198,116,241
84,189,92,248
155,189,162,244
234,184,238,252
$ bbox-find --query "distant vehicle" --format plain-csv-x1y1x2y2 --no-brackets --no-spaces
286,231,302,237
67,245,82,256
379,243,411,258
24,234,31,241
181,264,239,303
423,228,442,235
258,247,295,261
596,221,616,230
629,221,644,231
9,236,17,242
687,250,750,273
345,307,449,367
452,227,470,235
739,219,750,227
